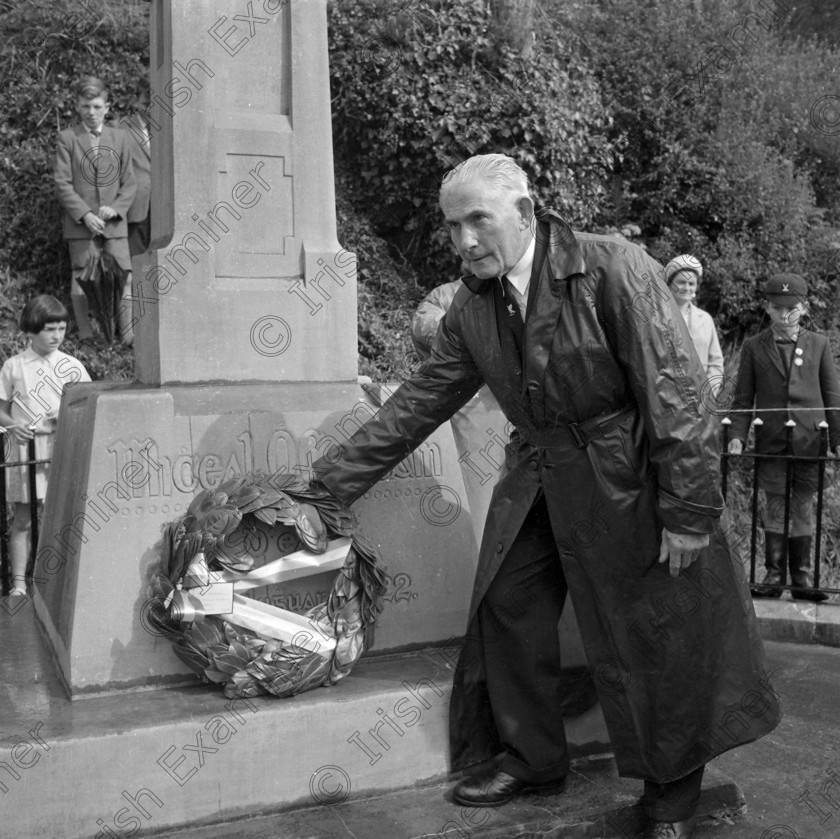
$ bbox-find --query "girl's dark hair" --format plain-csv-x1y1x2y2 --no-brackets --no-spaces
19,295,69,334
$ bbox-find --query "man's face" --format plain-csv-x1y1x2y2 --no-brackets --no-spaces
440,178,533,279
75,95,109,132
765,299,806,328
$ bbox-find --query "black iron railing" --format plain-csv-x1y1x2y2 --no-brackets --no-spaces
0,419,836,599
721,416,837,597
0,434,47,596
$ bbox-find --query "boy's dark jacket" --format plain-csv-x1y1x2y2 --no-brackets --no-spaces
316,212,779,781
730,327,840,456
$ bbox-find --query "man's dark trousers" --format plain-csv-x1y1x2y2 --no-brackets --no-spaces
477,494,704,820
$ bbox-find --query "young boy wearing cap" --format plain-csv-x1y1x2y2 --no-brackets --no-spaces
728,274,840,601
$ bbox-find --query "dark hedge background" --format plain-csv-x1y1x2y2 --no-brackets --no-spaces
1,0,838,381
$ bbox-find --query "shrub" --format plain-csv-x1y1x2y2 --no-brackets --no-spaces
0,0,148,300
560,0,840,338
335,173,425,382
327,0,614,285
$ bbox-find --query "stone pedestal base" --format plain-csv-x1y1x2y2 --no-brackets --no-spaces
33,381,482,696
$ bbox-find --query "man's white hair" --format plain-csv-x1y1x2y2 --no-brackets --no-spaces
440,153,531,201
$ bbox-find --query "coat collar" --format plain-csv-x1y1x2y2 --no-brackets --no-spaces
758,325,812,379
460,210,586,295
73,122,111,141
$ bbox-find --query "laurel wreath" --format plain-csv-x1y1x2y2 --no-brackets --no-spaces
147,473,387,699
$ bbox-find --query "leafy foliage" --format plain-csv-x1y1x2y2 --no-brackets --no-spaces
335,172,426,380
556,0,840,341
1,0,839,387
328,0,613,282
0,0,148,295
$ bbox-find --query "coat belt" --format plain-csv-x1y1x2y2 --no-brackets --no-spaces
516,404,635,449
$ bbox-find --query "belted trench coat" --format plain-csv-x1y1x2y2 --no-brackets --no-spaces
317,213,780,782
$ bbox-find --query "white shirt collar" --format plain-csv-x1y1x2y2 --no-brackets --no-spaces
22,346,59,365
505,236,536,296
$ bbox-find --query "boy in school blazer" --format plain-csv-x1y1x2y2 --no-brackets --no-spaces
729,274,840,601
53,76,136,343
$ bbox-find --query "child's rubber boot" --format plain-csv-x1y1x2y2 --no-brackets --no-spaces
789,535,828,602
751,531,785,598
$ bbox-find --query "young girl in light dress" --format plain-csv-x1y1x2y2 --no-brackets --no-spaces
0,296,90,596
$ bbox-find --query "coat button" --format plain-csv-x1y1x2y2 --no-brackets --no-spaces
496,541,504,553
529,460,539,470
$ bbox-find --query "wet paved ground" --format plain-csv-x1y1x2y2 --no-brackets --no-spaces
1,591,836,838
148,640,840,839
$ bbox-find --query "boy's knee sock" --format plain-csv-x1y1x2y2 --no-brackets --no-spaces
118,272,134,344
9,523,30,591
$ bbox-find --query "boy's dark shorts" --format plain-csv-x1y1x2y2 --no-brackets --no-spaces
758,457,819,496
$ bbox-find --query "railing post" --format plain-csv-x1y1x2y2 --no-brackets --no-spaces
721,417,731,499
782,420,796,547
0,429,8,596
749,417,763,584
813,421,829,591
26,436,39,583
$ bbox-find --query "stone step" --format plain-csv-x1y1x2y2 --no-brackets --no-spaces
0,602,610,839
145,758,744,839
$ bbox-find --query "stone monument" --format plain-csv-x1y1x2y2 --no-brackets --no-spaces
33,0,587,697
32,0,483,697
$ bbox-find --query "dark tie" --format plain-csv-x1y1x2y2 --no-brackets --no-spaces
501,276,525,355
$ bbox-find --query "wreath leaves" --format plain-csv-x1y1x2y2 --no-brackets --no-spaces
148,472,387,698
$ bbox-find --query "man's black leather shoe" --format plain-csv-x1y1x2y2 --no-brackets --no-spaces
643,816,696,838
452,768,566,807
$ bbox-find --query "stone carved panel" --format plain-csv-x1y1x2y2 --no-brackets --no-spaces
214,147,296,278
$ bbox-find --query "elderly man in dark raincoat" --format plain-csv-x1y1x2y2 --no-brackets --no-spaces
314,154,779,839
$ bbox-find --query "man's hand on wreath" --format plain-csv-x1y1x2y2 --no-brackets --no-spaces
658,529,709,577
727,438,744,455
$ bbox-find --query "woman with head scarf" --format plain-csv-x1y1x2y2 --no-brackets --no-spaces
664,255,724,388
